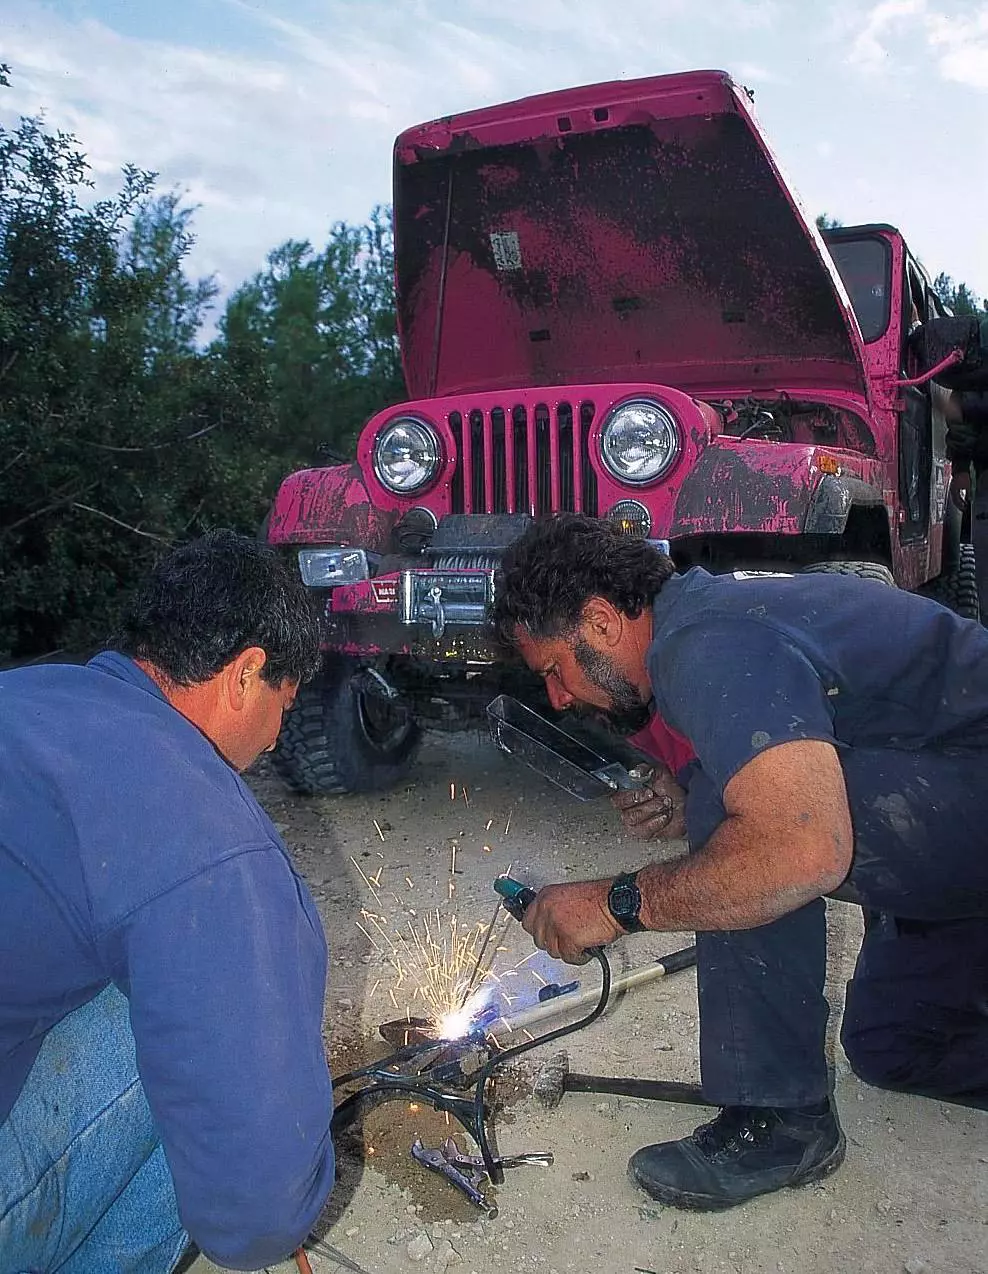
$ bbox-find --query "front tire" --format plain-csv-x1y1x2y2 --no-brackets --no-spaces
800,560,896,586
271,659,421,795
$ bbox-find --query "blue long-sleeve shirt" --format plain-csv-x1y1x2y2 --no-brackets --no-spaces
0,652,335,1268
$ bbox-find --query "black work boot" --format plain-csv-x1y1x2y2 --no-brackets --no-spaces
628,1101,846,1211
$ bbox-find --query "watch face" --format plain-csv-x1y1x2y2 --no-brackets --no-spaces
611,883,639,919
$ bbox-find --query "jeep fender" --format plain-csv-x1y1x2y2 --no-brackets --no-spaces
667,442,883,538
266,463,398,551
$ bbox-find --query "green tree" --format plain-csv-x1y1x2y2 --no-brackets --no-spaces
218,206,405,466
933,272,987,316
0,91,273,658
816,213,843,230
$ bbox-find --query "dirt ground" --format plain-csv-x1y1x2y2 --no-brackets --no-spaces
237,731,987,1274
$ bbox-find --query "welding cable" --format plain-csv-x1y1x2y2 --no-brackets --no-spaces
471,945,612,1184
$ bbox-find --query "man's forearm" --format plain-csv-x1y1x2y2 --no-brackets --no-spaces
636,813,842,932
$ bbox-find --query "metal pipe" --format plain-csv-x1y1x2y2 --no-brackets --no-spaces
489,945,696,1040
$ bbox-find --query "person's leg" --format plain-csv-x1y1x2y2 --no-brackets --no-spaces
685,768,832,1106
841,911,988,1109
0,984,188,1274
629,770,843,1209
686,744,988,1107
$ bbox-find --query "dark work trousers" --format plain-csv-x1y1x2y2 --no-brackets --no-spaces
684,746,988,1109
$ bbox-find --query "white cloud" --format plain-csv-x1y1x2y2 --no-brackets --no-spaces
926,5,988,88
847,0,928,71
844,0,988,89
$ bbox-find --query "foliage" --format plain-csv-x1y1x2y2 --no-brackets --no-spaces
932,272,988,317
218,207,405,466
0,77,403,660
815,213,843,230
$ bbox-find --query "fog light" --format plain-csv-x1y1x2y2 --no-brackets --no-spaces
606,500,651,538
298,547,370,588
394,507,438,555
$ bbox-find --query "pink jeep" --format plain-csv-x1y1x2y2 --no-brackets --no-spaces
265,69,987,794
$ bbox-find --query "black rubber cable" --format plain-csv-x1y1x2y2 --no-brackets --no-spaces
472,946,612,1183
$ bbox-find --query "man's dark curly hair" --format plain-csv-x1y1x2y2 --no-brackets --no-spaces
112,530,322,687
491,514,674,644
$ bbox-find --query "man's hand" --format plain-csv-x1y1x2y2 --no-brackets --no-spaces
611,767,687,841
521,880,625,965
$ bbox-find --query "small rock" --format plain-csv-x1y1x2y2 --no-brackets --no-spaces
406,1231,433,1262
595,1101,610,1113
405,1205,418,1215
656,1040,674,1051
876,1198,893,1215
571,1171,590,1182
337,998,354,1011
904,1261,930,1274
344,1226,359,1238
434,1238,460,1271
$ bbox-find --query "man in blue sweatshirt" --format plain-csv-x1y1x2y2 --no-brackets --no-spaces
0,531,336,1271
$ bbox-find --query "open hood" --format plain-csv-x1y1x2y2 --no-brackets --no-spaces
394,71,869,401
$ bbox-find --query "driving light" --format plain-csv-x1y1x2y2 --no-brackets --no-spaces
298,547,370,588
606,500,651,538
601,399,680,485
373,417,440,494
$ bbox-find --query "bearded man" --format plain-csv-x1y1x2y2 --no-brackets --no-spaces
491,513,988,1211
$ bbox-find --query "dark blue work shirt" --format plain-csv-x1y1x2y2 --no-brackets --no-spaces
648,568,988,796
0,653,334,1268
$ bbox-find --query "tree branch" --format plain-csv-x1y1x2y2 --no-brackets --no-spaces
69,503,174,543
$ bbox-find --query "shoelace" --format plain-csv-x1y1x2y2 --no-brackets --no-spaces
695,1108,773,1157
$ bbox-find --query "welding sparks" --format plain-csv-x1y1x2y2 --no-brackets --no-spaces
348,808,532,1042
435,987,492,1040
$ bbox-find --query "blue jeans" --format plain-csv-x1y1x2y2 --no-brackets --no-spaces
0,985,189,1273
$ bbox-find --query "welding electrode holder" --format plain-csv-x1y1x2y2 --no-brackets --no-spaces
493,874,538,921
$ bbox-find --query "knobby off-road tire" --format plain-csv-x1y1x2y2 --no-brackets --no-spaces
921,542,980,622
271,659,421,795
800,560,896,586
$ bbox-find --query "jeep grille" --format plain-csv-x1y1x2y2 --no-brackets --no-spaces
448,400,598,516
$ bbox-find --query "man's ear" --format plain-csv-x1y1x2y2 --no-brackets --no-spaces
225,646,268,710
580,597,623,647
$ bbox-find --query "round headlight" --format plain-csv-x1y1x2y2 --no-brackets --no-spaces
601,399,680,485
373,417,441,494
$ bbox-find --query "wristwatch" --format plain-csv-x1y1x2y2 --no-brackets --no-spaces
607,871,647,933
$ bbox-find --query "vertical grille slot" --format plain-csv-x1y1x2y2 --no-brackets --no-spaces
449,412,464,513
580,401,597,515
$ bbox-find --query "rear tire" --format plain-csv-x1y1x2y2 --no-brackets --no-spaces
800,560,896,586
921,542,980,621
271,659,421,795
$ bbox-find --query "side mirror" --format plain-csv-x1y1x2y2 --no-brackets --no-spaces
912,315,988,391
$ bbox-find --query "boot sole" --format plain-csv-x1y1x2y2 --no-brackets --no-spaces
629,1131,847,1212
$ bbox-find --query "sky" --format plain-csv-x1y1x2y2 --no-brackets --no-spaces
3,0,988,328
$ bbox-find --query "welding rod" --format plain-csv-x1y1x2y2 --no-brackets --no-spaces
490,945,696,1040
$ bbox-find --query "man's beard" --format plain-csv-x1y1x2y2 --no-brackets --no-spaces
572,639,652,735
